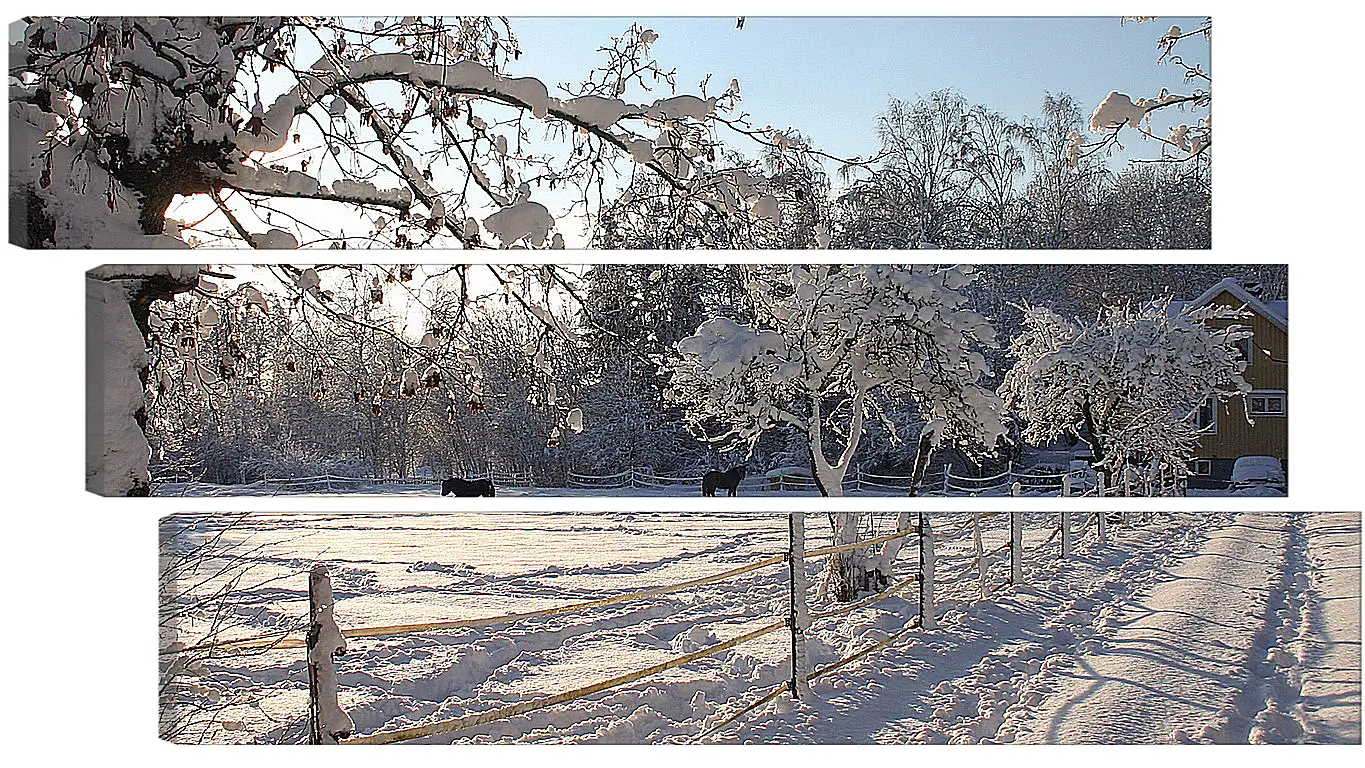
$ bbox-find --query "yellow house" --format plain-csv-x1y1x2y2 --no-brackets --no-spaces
1174,278,1288,485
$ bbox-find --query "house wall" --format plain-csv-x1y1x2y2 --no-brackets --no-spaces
1194,291,1289,477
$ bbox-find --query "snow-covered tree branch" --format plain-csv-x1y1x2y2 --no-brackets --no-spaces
13,17,804,249
1083,17,1211,166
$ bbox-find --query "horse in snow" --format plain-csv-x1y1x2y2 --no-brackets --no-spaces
702,466,747,497
441,477,496,497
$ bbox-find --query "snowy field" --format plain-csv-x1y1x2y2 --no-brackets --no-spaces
154,480,1250,498
159,511,1357,744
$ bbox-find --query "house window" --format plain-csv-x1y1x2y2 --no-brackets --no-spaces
1248,391,1287,416
1195,397,1218,432
1190,459,1212,476
1235,336,1255,368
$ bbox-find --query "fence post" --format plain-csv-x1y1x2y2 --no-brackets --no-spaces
1011,480,1022,497
786,513,811,699
307,565,353,744
1009,511,1024,584
1060,512,1071,559
1097,511,1108,544
942,463,951,495
1062,474,1073,498
919,512,936,629
972,512,986,600
1007,460,1014,485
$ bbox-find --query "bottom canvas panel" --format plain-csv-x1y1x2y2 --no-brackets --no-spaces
159,511,1361,745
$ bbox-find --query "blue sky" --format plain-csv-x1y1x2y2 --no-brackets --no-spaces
507,16,1210,168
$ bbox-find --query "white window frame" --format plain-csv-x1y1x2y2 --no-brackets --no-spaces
1195,396,1218,434
1247,390,1288,417
1190,458,1213,477
1235,335,1255,369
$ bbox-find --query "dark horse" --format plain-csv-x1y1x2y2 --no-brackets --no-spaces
441,477,496,497
702,466,747,497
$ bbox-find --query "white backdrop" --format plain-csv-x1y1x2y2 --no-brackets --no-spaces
1,0,1359,765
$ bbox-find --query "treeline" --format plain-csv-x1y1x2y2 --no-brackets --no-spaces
145,264,1276,485
594,92,1211,250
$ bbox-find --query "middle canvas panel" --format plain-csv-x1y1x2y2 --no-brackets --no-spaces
88,263,1288,500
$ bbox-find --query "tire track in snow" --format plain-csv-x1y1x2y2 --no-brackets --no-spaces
1004,513,1295,743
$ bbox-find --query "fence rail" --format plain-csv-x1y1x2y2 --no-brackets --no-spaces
565,463,1196,497
165,511,1164,744
154,464,1224,497
155,470,536,496
567,468,820,492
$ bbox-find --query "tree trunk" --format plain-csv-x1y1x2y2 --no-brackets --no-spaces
806,394,882,602
1080,400,1113,492
86,268,201,495
868,428,939,581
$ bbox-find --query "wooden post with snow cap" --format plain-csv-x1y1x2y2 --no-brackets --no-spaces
1062,473,1073,498
307,565,353,745
1097,510,1108,544
1011,480,1022,498
919,512,936,629
786,513,811,699
1009,512,1023,584
942,463,951,495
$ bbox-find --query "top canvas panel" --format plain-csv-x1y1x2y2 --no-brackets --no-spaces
13,16,1210,249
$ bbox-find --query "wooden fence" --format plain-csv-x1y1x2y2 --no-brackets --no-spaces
163,512,1153,744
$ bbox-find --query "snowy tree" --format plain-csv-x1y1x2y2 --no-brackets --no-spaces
1085,164,1211,249
665,264,1006,598
566,264,750,473
88,265,209,495
594,136,839,249
959,106,1031,247
834,91,973,248
998,299,1249,492
96,262,588,495
13,17,804,249
1021,93,1110,248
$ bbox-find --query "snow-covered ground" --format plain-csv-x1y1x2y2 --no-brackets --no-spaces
154,480,1248,498
160,511,1357,744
